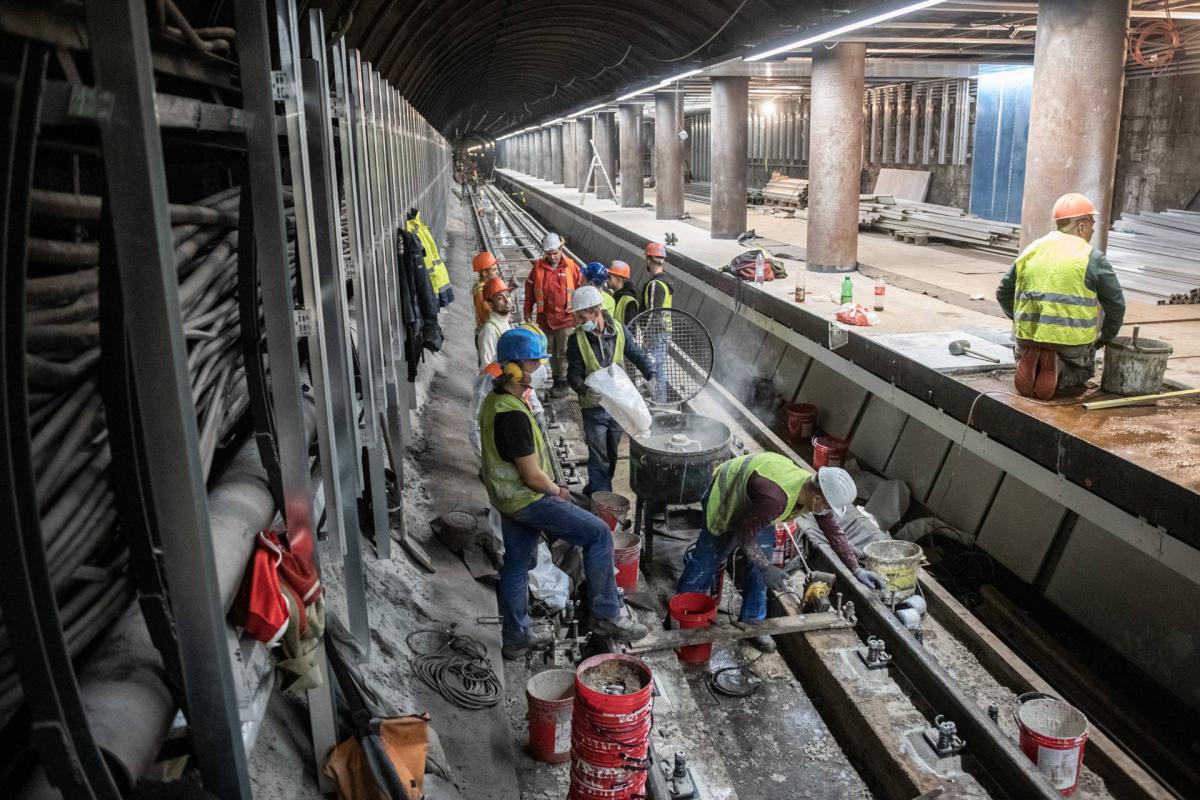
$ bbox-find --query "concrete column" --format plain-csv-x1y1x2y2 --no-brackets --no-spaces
619,103,644,207
533,129,544,179
563,121,578,188
654,91,684,219
550,124,564,184
522,134,532,174
593,112,617,199
710,77,750,239
575,116,593,194
807,42,865,272
541,129,553,179
1020,0,1129,249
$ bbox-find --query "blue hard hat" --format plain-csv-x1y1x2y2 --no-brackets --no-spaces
583,260,609,286
496,328,550,363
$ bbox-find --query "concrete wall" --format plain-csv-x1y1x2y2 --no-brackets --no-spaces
1113,72,1200,215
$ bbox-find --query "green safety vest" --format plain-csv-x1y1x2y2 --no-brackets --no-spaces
1012,231,1099,346
705,453,810,535
479,391,553,515
406,213,452,300
615,293,637,324
641,275,673,310
600,290,616,316
575,317,625,375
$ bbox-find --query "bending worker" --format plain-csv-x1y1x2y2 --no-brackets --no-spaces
566,286,656,496
471,251,501,332
479,328,647,658
582,261,616,315
676,453,884,653
475,277,512,368
996,192,1125,400
524,232,581,397
608,260,639,325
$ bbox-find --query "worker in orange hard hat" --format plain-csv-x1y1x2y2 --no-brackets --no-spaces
471,251,500,332
996,192,1125,400
476,277,513,368
607,260,639,325
642,242,672,402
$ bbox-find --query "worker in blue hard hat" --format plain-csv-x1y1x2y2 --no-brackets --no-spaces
582,261,616,316
479,328,647,659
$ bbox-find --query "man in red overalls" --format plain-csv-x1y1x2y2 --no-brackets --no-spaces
523,231,582,398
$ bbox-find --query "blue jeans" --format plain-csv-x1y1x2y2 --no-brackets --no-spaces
499,496,622,647
649,334,669,403
676,524,775,622
581,406,623,495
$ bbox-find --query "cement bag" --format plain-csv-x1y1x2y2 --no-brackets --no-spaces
528,541,569,612
585,363,652,437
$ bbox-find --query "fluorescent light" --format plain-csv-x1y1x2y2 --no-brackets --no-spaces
617,87,651,101
659,68,702,84
745,0,946,61
568,103,606,118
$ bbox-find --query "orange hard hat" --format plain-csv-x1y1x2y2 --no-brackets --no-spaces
1052,192,1096,221
609,260,631,278
645,242,666,258
483,277,509,301
472,251,498,272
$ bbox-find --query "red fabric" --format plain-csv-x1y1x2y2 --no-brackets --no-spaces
523,256,581,331
1015,346,1058,400
234,533,289,644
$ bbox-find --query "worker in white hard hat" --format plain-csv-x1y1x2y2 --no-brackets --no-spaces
676,453,883,653
523,231,582,397
566,285,656,495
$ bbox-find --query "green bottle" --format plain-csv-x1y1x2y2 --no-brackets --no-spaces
840,275,853,306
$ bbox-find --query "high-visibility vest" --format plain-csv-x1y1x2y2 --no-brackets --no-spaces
1012,231,1099,346
600,290,616,316
406,213,452,304
532,258,576,316
641,275,673,310
575,318,626,376
479,391,552,515
615,293,638,323
704,453,809,535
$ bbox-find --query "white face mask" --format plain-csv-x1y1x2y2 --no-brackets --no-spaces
529,363,549,389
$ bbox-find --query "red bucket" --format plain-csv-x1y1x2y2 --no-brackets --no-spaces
1014,693,1090,796
811,435,849,469
772,520,799,567
591,491,630,531
783,402,817,441
526,669,575,763
667,592,718,665
574,654,654,715
571,654,654,800
612,531,641,591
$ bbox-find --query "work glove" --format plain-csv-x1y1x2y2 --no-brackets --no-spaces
854,568,886,593
764,565,789,593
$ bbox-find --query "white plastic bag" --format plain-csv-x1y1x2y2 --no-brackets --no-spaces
585,364,653,437
528,541,569,612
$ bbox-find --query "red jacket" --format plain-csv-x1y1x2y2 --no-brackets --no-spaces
524,256,582,332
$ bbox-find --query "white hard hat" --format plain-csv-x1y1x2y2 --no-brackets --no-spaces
572,285,604,312
541,231,563,251
816,467,857,515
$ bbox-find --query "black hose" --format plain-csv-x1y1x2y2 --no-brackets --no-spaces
405,630,502,710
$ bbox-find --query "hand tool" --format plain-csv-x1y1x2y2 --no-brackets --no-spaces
948,339,1000,363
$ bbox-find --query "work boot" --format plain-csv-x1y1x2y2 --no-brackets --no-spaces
501,641,530,660
593,615,649,643
748,634,777,654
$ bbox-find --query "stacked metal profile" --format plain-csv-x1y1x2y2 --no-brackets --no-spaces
855,194,1021,254
1108,210,1200,305
761,175,808,208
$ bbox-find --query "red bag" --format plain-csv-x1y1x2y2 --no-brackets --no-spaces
232,533,289,645
725,250,777,282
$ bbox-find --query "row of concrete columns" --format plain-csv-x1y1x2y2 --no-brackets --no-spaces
500,0,1127,260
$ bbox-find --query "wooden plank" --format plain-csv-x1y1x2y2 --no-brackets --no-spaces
1082,387,1200,411
625,611,850,654
920,576,1174,800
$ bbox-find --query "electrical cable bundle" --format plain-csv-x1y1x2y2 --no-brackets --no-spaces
406,629,502,710
1130,2,1180,74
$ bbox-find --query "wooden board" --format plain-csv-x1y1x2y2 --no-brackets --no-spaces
874,168,932,202
624,611,850,654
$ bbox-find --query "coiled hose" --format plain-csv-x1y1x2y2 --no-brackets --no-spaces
406,630,502,710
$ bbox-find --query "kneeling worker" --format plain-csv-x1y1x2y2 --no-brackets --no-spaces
480,329,648,658
566,285,656,496
676,453,884,653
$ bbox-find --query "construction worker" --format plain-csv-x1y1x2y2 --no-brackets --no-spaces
470,325,548,461
581,261,616,315
676,453,884,653
997,192,1126,399
642,242,673,403
471,251,500,332
608,260,639,325
566,286,656,496
480,329,648,658
523,231,582,397
475,277,512,369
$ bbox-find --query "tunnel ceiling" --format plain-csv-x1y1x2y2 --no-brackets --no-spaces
319,0,884,140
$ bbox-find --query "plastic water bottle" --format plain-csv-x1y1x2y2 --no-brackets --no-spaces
840,275,853,306
874,277,886,311
754,252,765,287
794,268,806,303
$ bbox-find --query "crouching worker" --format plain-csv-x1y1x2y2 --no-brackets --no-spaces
480,329,648,659
676,453,884,653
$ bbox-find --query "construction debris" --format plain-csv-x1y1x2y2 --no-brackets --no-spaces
854,194,1022,254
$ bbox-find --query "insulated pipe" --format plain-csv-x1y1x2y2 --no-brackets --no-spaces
594,111,617,200
1019,0,1129,249
562,120,578,189
574,116,593,194
654,91,684,219
618,103,643,208
709,76,749,240
807,42,865,272
549,123,564,184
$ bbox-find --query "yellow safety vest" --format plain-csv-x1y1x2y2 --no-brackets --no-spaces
704,453,809,535
575,318,625,376
615,293,637,324
641,275,673,310
406,213,452,302
1012,231,1099,346
600,290,616,316
479,391,552,515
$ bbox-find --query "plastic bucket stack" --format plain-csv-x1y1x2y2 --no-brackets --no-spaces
569,654,654,800
611,531,642,592
783,403,817,442
526,669,576,763
772,520,799,567
1015,693,1090,796
591,492,631,531
667,592,718,665
811,435,849,469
